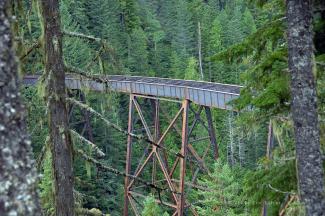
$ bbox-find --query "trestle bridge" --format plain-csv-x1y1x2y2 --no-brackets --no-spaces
23,75,241,216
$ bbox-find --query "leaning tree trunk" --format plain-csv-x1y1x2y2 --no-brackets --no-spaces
0,0,41,215
286,0,325,215
39,0,74,215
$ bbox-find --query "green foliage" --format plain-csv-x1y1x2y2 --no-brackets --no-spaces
39,152,54,215
195,161,246,215
119,0,140,33
184,57,200,80
209,18,222,53
141,195,169,216
242,160,297,215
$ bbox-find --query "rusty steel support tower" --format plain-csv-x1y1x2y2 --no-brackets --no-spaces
123,93,218,216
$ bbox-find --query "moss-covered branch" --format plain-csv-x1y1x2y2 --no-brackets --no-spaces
19,40,40,61
65,66,108,84
66,97,185,160
70,129,105,158
76,149,180,194
63,30,102,43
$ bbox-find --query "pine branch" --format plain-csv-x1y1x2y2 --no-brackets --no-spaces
70,129,105,158
64,66,108,84
63,30,115,55
84,47,104,71
268,184,296,195
63,30,101,43
63,31,121,70
209,16,286,62
67,97,139,138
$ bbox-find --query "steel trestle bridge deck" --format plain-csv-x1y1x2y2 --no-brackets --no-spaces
23,75,241,110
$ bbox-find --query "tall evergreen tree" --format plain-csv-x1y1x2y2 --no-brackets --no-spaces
0,1,41,215
286,0,325,214
39,0,74,215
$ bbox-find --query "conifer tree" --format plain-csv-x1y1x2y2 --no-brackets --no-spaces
0,1,41,215
286,0,325,214
39,0,74,215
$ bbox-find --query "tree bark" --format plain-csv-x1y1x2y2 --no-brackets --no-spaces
266,120,274,160
228,113,235,166
39,0,75,215
286,0,325,215
0,0,41,215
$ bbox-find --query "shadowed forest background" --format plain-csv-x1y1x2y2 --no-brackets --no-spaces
1,0,325,215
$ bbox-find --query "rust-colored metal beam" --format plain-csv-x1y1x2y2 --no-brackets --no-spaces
123,94,134,216
205,107,218,159
152,103,158,184
155,150,179,204
163,105,210,175
178,100,189,216
169,157,179,178
187,144,209,172
129,195,140,216
188,105,203,137
190,145,210,185
133,143,150,175
128,151,154,189
133,97,153,141
157,107,183,147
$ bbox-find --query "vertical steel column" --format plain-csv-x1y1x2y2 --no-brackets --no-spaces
151,99,169,173
178,100,190,216
205,107,218,159
124,94,135,216
151,99,160,184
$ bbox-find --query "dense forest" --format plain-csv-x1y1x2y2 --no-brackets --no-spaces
0,0,325,215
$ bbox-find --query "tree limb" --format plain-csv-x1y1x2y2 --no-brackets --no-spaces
65,66,108,84
76,148,180,194
19,40,40,61
70,129,105,158
268,184,296,195
63,30,101,43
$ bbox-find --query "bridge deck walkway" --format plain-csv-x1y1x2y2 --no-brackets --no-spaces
23,75,241,110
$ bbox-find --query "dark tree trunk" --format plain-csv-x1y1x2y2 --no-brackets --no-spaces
39,0,74,215
286,0,325,215
0,0,41,215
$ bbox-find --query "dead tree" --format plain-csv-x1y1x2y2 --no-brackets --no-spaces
0,0,41,215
